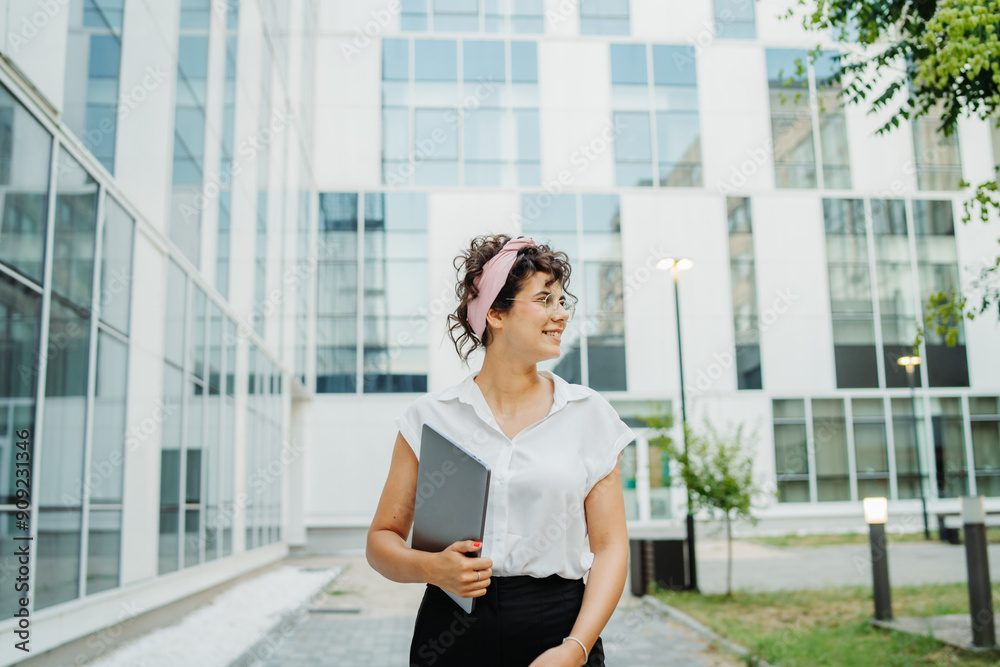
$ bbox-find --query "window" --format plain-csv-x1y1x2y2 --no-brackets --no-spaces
63,0,125,172
160,262,244,571
169,2,211,265
363,193,430,392
871,199,918,389
217,2,240,300
912,106,963,191
0,83,51,285
252,45,274,337
580,0,630,35
891,397,927,500
316,193,429,393
766,49,851,189
773,399,809,502
382,38,540,186
726,197,762,389
402,0,544,33
521,193,627,390
823,198,877,388
913,200,968,387
611,44,702,187
931,397,968,498
713,0,755,39
853,398,889,498
970,397,1000,497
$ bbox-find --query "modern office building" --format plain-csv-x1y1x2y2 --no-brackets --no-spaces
0,0,998,662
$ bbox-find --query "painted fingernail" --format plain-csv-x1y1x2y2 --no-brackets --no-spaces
474,542,481,548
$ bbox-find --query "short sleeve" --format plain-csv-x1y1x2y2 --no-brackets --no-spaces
586,399,636,492
394,400,423,459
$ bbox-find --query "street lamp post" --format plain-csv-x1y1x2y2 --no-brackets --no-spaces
657,257,697,591
897,356,930,540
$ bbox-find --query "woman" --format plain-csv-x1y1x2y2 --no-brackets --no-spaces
366,234,634,667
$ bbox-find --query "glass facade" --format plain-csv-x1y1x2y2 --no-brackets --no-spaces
775,393,1000,502
611,44,702,187
912,108,963,191
402,0,545,33
823,198,876,388
521,193,627,391
382,38,541,186
169,0,212,265
316,193,430,393
713,0,755,39
0,83,139,615
580,0,630,35
726,197,762,389
767,49,851,189
63,0,125,173
823,197,968,390
913,200,969,386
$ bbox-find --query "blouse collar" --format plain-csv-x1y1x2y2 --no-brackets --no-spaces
436,369,590,418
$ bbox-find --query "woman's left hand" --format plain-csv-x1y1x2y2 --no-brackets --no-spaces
527,642,587,667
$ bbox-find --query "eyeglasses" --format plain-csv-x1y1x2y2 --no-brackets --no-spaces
507,293,576,321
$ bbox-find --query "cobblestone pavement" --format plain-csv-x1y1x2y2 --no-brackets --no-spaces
244,554,741,667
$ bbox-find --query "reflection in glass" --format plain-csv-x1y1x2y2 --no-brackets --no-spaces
86,509,121,594
931,397,968,497
813,398,850,501
913,200,968,386
363,193,428,392
90,331,128,503
766,48,817,188
714,0,755,39
36,509,83,609
727,198,762,389
0,84,52,284
970,397,1000,497
853,398,889,498
773,399,809,502
99,196,133,334
53,149,99,310
42,297,91,511
892,397,926,500
824,198,877,388
913,113,963,191
317,194,359,392
579,0,630,35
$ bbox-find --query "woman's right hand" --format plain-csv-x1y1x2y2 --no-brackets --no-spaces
426,540,493,598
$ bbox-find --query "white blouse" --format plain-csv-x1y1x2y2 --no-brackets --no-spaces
394,369,635,580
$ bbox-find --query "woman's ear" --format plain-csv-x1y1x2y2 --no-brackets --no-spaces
486,307,503,333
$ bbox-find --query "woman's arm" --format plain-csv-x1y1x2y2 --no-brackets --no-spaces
366,432,435,583
366,432,494,595
532,455,629,667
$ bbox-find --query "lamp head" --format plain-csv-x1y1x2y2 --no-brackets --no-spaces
655,257,693,272
863,497,888,524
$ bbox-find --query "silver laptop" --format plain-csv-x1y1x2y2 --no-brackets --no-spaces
410,423,491,614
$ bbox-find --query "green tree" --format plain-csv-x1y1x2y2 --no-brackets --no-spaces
779,0,1000,344
642,411,767,597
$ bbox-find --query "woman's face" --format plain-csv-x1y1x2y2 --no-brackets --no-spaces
490,271,568,361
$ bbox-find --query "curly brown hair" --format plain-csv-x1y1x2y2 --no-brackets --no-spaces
447,234,575,363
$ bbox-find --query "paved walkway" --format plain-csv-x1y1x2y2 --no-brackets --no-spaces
238,553,741,667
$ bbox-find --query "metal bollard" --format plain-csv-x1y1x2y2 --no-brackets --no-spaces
962,496,996,648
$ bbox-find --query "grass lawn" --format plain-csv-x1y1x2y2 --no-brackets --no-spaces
653,582,1000,667
752,529,1000,549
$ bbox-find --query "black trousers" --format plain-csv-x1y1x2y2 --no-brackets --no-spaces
409,573,605,667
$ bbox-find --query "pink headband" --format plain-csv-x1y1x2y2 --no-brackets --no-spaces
468,236,537,341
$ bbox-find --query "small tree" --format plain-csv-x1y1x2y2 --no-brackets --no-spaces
643,413,766,597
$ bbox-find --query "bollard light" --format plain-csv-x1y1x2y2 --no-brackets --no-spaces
863,497,892,621
962,495,997,648
863,497,888,525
